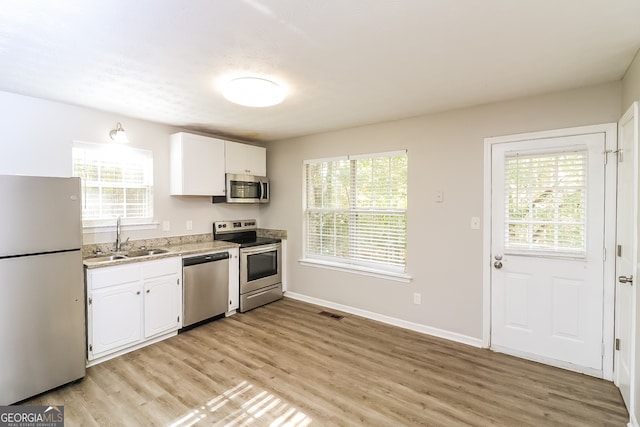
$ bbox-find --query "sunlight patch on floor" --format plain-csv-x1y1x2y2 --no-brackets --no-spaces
169,380,312,426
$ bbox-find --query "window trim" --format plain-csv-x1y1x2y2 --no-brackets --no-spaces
301,150,410,281
298,257,412,282
72,141,154,230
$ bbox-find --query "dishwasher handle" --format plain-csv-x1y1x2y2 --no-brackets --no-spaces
183,252,229,267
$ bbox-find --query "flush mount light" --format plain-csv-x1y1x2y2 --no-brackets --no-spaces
109,122,129,143
222,77,285,107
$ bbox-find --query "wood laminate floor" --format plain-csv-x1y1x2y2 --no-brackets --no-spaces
25,298,627,426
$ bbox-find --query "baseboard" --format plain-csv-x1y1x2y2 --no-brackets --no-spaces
284,291,483,348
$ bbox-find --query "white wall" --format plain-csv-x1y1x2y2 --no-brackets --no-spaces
0,91,263,245
623,49,640,111
264,82,622,341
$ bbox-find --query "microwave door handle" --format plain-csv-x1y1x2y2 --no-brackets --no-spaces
257,181,263,200
261,182,268,200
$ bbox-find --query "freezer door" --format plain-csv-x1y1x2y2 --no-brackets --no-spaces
0,251,85,405
0,175,82,257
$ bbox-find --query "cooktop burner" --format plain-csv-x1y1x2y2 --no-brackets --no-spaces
231,236,281,248
213,219,280,248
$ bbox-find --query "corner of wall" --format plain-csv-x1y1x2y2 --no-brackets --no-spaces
622,48,640,111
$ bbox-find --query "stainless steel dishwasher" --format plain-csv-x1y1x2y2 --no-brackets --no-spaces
182,252,229,329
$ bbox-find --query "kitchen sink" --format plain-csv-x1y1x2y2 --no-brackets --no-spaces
85,248,171,265
125,248,170,257
90,254,128,262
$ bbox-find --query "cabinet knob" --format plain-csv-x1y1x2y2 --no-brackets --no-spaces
136,291,141,295
146,289,150,293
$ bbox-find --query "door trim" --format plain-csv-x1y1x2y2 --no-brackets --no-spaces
482,123,617,380
615,101,638,418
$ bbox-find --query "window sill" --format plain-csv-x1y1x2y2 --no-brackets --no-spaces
298,258,412,283
82,221,159,234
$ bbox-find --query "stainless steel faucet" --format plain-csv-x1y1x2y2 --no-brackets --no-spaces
115,216,129,252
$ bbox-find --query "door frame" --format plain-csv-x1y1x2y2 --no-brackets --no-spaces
482,123,618,380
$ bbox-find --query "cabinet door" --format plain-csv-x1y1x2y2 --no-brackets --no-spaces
89,282,142,359
228,248,239,312
144,275,180,338
225,141,266,176
170,132,226,196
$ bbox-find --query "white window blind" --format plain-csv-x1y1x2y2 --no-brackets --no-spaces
504,150,587,255
72,142,153,225
304,151,408,272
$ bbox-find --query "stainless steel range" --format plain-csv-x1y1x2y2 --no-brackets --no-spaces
214,219,282,312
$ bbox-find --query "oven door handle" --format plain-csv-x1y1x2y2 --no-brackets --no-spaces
241,243,280,255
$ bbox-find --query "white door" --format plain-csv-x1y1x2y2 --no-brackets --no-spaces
490,132,608,374
89,282,142,358
615,102,638,410
144,275,180,339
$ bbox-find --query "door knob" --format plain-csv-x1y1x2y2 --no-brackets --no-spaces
619,275,634,285
494,261,503,269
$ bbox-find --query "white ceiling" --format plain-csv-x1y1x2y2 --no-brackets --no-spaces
1,1,639,142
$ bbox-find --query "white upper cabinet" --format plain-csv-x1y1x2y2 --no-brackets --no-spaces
170,132,226,196
225,141,266,176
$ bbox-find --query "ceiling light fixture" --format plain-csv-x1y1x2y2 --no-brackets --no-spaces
222,77,285,107
109,122,129,143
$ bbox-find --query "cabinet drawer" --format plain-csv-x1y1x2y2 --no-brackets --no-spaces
89,264,140,290
142,257,180,280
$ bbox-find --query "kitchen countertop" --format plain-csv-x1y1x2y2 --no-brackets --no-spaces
83,237,238,269
83,228,287,269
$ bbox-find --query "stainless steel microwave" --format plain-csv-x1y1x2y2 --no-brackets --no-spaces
224,173,269,203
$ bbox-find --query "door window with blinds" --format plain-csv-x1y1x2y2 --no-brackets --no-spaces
504,149,587,256
303,150,408,275
72,142,153,226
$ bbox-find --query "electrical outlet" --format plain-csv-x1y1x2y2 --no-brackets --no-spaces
413,292,421,305
162,220,170,231
471,217,480,230
434,191,444,203
186,220,193,230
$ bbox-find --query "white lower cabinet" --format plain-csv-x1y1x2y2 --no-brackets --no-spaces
90,282,142,356
144,275,181,339
228,247,239,313
86,257,181,365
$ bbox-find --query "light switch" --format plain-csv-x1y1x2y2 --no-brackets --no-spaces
434,191,444,203
470,217,480,230
163,220,171,231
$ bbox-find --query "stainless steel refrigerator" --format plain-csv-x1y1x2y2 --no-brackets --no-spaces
0,175,85,405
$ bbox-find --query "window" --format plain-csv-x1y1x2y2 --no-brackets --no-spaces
303,150,408,277
72,142,153,227
504,149,586,255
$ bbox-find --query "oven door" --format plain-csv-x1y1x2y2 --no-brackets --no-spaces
240,243,282,294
